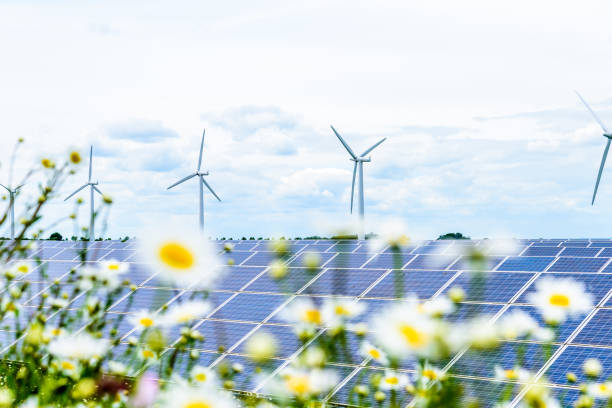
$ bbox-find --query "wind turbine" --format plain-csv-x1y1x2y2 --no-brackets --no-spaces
64,146,104,240
575,91,612,205
0,183,23,240
167,129,221,230
330,125,386,240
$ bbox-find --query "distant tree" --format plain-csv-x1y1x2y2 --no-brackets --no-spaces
331,234,357,240
221,237,226,240
49,232,63,241
228,237,233,241
249,237,255,240
257,237,263,240
71,236,77,241
121,236,130,242
241,237,247,240
437,232,470,240
295,237,302,240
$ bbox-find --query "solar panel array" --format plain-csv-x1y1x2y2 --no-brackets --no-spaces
6,237,612,407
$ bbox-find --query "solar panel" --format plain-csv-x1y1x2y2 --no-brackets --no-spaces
8,238,612,407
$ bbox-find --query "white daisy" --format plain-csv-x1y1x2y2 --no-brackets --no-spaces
368,219,411,252
55,359,80,378
379,370,410,391
99,259,129,275
497,309,540,340
321,298,366,329
587,382,612,399
583,358,603,377
279,298,323,328
11,260,33,276
140,229,223,290
494,365,531,382
190,365,218,386
267,367,338,399
417,363,446,384
162,300,211,326
420,297,455,317
156,381,239,408
137,348,159,362
526,277,593,324
108,361,127,376
359,341,389,366
48,332,110,362
129,310,160,332
244,330,278,363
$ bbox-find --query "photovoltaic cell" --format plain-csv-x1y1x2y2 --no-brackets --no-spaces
497,257,555,272
362,253,415,269
522,246,563,257
215,266,265,291
405,254,458,270
441,272,534,303
545,346,612,385
210,293,286,323
287,252,336,268
366,270,455,299
559,247,601,257
304,268,385,296
245,267,317,294
572,309,612,346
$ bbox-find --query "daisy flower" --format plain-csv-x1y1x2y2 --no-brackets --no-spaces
156,381,239,408
494,365,531,382
587,382,612,399
526,277,593,325
138,348,159,362
370,301,448,360
420,297,455,317
379,370,410,391
244,330,278,363
99,259,129,275
583,358,603,377
140,229,223,290
108,361,128,376
279,298,323,328
268,367,338,399
417,363,446,384
321,298,366,329
190,365,218,386
48,332,110,362
369,219,411,252
56,359,80,378
129,310,160,332
162,300,211,326
359,341,389,366
11,260,33,277
497,309,540,340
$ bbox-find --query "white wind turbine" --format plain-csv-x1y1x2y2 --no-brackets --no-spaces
575,91,612,205
330,125,386,240
64,146,104,240
0,183,23,240
167,129,221,230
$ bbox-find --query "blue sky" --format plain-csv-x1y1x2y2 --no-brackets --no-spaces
1,0,612,239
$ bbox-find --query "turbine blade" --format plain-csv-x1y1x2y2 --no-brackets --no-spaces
575,91,610,134
350,162,357,214
0,184,8,192
88,146,93,182
93,186,103,195
167,173,197,190
330,125,357,159
201,178,221,201
64,183,88,201
361,137,387,156
197,129,205,171
592,138,611,205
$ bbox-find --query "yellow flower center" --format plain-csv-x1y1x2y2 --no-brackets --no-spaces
70,151,81,164
17,265,29,273
142,350,155,359
185,401,211,408
108,264,120,271
286,375,310,395
139,317,154,327
599,384,609,392
385,376,399,385
159,242,195,270
423,369,438,380
505,369,517,379
399,324,426,347
302,309,321,324
194,373,207,382
61,361,75,370
335,305,350,315
52,328,61,336
549,294,570,307
368,348,381,359
177,313,194,323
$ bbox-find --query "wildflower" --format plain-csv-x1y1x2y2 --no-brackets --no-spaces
100,259,129,275
245,330,278,363
132,372,159,408
371,301,450,360
190,365,217,386
268,367,338,399
48,332,110,362
0,388,14,407
448,286,465,303
280,298,322,329
162,300,211,326
69,150,82,164
268,259,288,280
348,322,368,336
494,366,531,382
420,297,455,317
129,310,159,332
574,395,595,408
455,316,499,350
379,370,410,391
138,348,158,362
302,347,326,368
11,260,33,276
418,363,446,384
103,194,113,204
48,297,69,309
156,381,239,408
141,229,223,289
72,378,96,399
369,220,411,252
359,341,389,366
566,372,577,383
269,240,289,256
41,158,55,169
497,309,541,340
321,298,366,329
56,359,80,378
587,382,612,399
1,298,21,316
583,358,603,378
302,252,321,270
108,361,127,376
526,277,593,325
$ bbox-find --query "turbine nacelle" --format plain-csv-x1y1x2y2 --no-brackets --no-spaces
351,157,371,163
604,134,612,140
196,171,210,176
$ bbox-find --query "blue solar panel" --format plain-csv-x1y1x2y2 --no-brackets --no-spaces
405,254,457,270
503,305,583,343
598,247,612,257
559,247,601,257
572,309,612,346
522,246,563,256
547,257,608,273
303,268,385,296
412,245,446,254
362,253,415,269
449,255,504,271
241,251,276,267
245,267,316,294
516,273,611,305
588,242,612,247
222,251,258,265
215,266,264,291
210,293,286,322
497,256,555,272
366,270,455,299
287,251,336,268
213,354,283,392
192,320,256,353
442,272,534,303
237,324,300,359
545,346,612,385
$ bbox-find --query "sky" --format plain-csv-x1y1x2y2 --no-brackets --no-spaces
1,0,612,240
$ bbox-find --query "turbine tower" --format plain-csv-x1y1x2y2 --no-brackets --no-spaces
167,129,221,230
575,91,612,205
64,146,104,240
0,183,23,240
331,125,386,240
